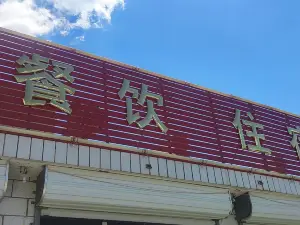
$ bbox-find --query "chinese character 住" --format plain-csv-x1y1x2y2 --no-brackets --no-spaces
232,109,271,155
14,54,75,114
118,78,168,133
287,126,300,159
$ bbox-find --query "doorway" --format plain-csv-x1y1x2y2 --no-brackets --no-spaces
41,216,173,225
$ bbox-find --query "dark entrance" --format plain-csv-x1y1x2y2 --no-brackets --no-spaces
41,216,173,225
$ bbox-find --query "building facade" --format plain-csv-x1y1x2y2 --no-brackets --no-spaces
0,27,300,225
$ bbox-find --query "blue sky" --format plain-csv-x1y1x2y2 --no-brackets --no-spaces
10,0,300,114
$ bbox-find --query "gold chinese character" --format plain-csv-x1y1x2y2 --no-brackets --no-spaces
16,54,49,73
14,54,75,114
52,60,75,83
232,109,271,155
287,126,300,159
118,78,168,133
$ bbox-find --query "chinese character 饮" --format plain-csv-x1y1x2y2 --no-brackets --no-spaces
118,78,168,133
14,54,75,114
232,109,271,155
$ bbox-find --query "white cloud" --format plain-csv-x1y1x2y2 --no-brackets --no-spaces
60,30,69,36
76,35,85,42
0,0,124,37
0,0,61,36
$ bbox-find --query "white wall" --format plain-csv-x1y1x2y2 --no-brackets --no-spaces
1,132,299,196
0,170,36,225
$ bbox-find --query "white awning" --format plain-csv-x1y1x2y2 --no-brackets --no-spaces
37,166,232,225
246,192,300,225
0,160,9,199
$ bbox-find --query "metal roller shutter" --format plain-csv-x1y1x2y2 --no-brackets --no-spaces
36,166,233,225
245,192,300,225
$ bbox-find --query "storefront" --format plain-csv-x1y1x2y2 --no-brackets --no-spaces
0,27,300,225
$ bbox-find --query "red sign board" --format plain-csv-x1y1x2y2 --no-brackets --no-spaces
1,28,300,176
